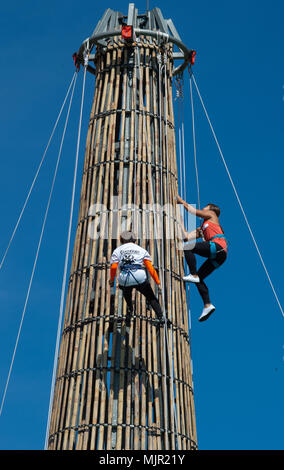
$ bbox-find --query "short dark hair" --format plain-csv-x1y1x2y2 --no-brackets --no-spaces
120,230,137,244
207,203,221,217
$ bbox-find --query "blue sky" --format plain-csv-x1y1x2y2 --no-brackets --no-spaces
0,0,283,450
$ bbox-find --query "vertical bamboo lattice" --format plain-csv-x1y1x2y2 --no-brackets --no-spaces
47,31,197,451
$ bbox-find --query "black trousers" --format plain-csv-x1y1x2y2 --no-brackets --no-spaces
184,242,227,305
119,281,163,319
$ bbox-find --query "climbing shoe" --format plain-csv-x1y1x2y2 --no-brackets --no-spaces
183,274,200,283
198,304,215,322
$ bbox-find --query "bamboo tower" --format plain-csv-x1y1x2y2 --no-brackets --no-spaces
47,4,197,450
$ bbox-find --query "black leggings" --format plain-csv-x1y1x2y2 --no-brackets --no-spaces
119,281,163,319
184,242,227,305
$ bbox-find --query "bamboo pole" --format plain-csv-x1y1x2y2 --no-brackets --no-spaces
47,35,197,451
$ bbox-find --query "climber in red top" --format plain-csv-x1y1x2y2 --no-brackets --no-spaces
177,195,227,322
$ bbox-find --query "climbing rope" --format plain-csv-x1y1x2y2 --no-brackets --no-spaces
190,71,284,319
175,73,195,396
138,46,180,449
163,51,180,447
175,77,184,201
189,74,201,215
0,72,77,273
156,51,173,446
0,72,78,419
175,76,193,239
133,43,140,230
44,55,88,448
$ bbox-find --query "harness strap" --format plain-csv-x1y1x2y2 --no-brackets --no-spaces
209,234,226,242
209,241,222,268
120,264,144,271
208,235,226,268
120,264,145,287
209,241,217,259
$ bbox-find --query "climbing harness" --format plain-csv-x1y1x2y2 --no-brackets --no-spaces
209,236,227,268
120,264,145,286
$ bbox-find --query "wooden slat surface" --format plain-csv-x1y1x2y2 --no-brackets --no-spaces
47,38,197,451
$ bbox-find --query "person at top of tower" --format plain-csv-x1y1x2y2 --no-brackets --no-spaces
177,195,227,322
109,231,165,327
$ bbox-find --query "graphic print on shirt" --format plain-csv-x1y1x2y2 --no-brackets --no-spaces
120,252,136,267
110,243,152,269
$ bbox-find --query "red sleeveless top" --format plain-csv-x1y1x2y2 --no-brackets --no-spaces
201,220,227,253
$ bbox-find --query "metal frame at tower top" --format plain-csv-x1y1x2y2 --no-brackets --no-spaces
75,3,195,76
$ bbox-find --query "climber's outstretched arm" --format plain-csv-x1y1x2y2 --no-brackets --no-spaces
177,195,212,220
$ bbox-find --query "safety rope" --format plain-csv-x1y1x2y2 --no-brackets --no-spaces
181,94,186,218
0,72,78,419
174,74,195,405
44,54,88,448
175,76,192,240
157,50,171,446
133,45,139,212
189,75,201,215
190,72,284,319
139,46,180,450
0,72,77,273
175,77,184,201
163,51,179,447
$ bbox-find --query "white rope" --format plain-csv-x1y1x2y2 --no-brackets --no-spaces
0,72,77,273
176,78,191,235
181,118,186,212
138,48,171,441
191,73,284,319
163,56,180,450
189,76,201,213
133,45,140,231
0,72,78,419
175,76,195,402
180,83,190,237
157,55,170,444
140,50,179,449
175,79,184,201
157,55,166,287
44,64,87,448
178,94,183,199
